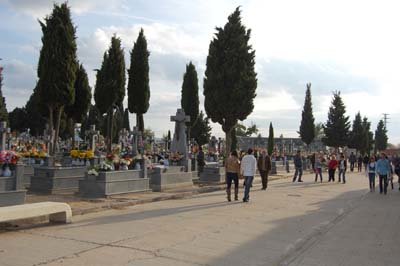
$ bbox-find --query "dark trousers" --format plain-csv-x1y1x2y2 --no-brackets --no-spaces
358,163,362,172
292,167,303,182
338,169,346,183
328,169,336,182
315,168,323,182
368,173,375,191
259,170,269,189
379,174,388,194
243,176,254,201
226,172,239,200
350,162,355,171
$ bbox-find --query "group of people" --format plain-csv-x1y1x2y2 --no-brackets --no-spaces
224,148,272,202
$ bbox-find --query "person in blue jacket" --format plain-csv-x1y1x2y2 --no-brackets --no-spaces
376,153,392,195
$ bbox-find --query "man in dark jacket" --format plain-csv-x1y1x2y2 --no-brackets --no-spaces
257,150,272,190
292,150,303,182
349,152,356,171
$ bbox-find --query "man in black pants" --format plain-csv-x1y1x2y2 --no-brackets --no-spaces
292,151,303,182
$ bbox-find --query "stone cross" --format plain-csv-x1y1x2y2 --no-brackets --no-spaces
170,109,190,156
0,121,9,151
131,126,140,156
87,125,100,152
119,128,129,151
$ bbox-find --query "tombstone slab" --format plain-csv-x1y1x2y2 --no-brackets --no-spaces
199,163,226,184
148,166,193,192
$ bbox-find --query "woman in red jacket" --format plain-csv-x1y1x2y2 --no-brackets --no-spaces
328,155,338,182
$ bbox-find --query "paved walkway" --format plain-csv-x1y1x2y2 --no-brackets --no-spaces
1,172,399,266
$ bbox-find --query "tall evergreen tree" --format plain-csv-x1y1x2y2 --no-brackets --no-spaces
204,7,257,155
231,127,237,151
0,64,9,123
36,3,78,155
65,64,92,148
65,64,92,123
167,130,171,150
299,83,315,147
181,62,199,127
267,122,274,155
322,91,350,149
191,111,212,146
127,29,150,132
94,35,125,152
348,112,364,153
375,120,388,152
123,108,130,131
9,107,27,133
361,117,373,155
25,85,47,136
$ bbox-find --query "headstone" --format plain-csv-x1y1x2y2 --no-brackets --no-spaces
87,125,100,152
0,121,9,151
119,128,129,151
209,136,217,153
170,109,190,157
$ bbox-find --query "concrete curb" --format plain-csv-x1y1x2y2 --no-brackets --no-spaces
71,174,292,216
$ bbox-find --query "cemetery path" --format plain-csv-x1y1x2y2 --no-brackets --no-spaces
1,172,400,266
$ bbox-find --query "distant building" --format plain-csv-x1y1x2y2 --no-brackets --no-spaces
237,136,326,154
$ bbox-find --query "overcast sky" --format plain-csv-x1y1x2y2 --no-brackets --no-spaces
1,0,399,144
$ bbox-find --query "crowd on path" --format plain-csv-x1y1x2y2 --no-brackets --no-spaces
220,148,400,202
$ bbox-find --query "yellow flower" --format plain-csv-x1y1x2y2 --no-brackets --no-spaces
86,150,94,159
70,150,79,159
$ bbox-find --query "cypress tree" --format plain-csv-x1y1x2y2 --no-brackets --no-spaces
9,107,27,133
322,91,350,149
375,120,388,152
191,111,212,146
167,130,171,150
299,83,315,147
204,7,257,156
25,86,47,136
127,29,150,132
123,108,130,131
0,64,9,123
181,62,199,127
36,2,78,155
65,64,92,123
361,117,373,155
348,112,364,153
231,127,237,151
65,64,91,148
267,122,274,156
94,35,125,152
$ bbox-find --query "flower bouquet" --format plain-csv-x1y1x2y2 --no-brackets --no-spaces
0,150,19,176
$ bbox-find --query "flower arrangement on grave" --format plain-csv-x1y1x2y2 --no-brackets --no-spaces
87,166,99,176
98,161,113,171
170,152,183,163
70,150,95,160
0,150,19,175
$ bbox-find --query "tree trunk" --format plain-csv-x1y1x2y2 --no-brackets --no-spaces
225,129,232,158
53,106,63,157
136,113,144,132
71,118,76,150
48,106,54,156
107,109,112,153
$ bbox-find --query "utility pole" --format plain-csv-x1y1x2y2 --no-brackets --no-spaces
382,113,389,129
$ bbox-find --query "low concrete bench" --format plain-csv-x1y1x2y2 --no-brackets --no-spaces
0,202,72,224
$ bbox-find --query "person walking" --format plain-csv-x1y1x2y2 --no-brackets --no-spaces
357,155,363,172
315,155,324,182
328,155,338,182
338,155,347,183
368,156,377,192
197,146,205,176
349,152,356,172
363,154,370,173
257,150,271,190
376,153,391,195
241,148,257,202
225,150,240,201
292,150,303,182
393,154,400,191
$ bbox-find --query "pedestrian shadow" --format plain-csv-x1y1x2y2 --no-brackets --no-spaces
206,187,400,266
78,200,242,227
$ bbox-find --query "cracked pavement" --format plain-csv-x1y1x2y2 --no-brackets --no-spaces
1,172,399,266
